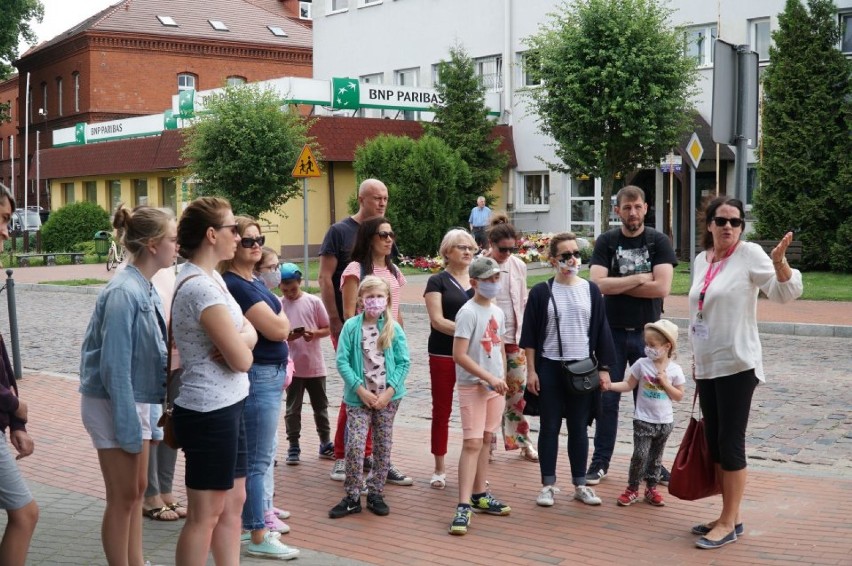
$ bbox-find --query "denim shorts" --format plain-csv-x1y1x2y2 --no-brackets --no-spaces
174,399,247,490
80,396,153,450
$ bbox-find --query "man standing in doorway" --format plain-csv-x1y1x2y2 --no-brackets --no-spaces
318,178,413,487
586,185,678,486
468,196,492,249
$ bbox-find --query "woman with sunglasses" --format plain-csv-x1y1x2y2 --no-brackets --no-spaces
219,216,299,560
171,197,260,565
520,232,614,508
424,228,476,489
484,214,538,463
686,196,802,550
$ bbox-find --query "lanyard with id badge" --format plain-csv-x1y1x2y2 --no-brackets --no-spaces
691,242,739,340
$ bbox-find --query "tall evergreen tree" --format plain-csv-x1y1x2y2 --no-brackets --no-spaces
426,45,507,225
755,0,852,271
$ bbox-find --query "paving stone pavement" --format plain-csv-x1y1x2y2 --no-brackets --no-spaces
0,285,850,564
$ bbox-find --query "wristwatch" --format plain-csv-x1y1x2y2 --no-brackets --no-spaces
599,365,610,372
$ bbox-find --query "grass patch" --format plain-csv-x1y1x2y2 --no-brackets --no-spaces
528,265,852,301
39,278,107,286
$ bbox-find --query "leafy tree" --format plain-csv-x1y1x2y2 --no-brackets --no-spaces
426,44,507,223
40,201,111,252
754,0,852,271
525,0,697,232
0,0,43,121
353,134,470,256
181,84,315,219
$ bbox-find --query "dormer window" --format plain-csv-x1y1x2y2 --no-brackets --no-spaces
157,15,178,27
209,20,229,31
268,26,288,37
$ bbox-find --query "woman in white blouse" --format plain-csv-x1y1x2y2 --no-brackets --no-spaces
687,196,802,550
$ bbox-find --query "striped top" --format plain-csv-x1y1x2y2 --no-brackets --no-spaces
340,262,406,322
541,279,591,361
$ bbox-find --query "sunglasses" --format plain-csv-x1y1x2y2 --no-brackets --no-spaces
712,216,744,228
217,224,238,235
558,251,582,261
376,231,395,240
240,235,266,248
497,246,518,254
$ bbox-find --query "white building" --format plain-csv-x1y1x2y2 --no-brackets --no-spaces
311,0,852,246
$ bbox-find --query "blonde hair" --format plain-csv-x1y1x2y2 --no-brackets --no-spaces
438,228,477,260
112,205,174,259
358,275,395,350
645,327,677,359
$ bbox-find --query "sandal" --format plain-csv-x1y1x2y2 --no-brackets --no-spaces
143,506,179,521
520,446,539,462
166,501,187,518
430,472,446,490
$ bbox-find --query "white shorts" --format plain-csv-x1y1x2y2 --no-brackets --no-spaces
81,396,153,450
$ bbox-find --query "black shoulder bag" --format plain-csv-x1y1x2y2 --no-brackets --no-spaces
548,281,600,394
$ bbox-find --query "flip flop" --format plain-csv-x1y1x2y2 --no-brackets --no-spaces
430,472,446,490
166,502,187,518
143,506,179,521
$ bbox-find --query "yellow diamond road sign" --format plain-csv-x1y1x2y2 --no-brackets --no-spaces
292,145,321,178
686,132,703,169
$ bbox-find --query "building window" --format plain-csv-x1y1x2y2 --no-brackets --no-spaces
746,164,760,206
750,18,771,61
27,88,32,123
226,76,246,86
160,178,177,212
521,172,550,208
56,77,63,116
841,13,852,54
108,180,122,213
518,51,541,87
178,73,196,92
684,24,717,67
208,20,229,31
41,82,47,116
84,180,97,203
360,73,383,118
329,0,348,12
570,176,595,225
268,25,287,37
360,0,381,6
157,15,178,26
132,179,148,206
299,1,312,20
475,55,503,91
62,182,75,205
394,68,419,121
73,72,80,112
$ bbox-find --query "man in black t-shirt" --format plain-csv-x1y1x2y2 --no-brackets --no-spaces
586,185,678,486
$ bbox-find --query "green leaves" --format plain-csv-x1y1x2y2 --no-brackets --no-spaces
0,0,44,80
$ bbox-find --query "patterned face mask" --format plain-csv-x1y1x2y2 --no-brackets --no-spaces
363,296,387,318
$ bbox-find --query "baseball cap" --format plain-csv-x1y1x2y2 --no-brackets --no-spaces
279,263,302,281
644,319,679,350
469,256,500,280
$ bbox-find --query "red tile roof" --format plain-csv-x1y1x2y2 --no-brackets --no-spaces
39,116,517,179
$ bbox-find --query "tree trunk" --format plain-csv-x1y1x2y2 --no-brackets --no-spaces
600,172,615,234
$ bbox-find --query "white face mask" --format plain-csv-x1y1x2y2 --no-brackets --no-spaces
476,281,501,299
259,270,281,290
644,346,665,361
363,296,387,318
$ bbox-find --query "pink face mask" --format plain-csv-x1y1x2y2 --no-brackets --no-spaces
363,296,387,318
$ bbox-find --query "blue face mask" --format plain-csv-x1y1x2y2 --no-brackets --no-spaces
477,281,501,299
259,270,281,290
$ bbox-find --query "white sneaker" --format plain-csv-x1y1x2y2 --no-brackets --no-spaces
536,485,560,507
330,459,346,481
574,485,602,506
246,531,300,560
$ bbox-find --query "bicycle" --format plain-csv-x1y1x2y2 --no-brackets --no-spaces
106,238,126,271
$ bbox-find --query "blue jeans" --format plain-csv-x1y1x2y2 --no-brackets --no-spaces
536,358,595,486
591,327,644,471
241,363,286,531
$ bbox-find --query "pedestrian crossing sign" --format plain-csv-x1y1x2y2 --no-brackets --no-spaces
292,145,321,178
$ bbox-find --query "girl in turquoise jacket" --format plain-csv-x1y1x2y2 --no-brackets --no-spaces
330,276,410,519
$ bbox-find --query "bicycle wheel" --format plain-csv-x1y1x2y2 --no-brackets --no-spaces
106,247,116,271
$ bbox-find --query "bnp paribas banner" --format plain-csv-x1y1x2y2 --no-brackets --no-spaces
331,77,444,112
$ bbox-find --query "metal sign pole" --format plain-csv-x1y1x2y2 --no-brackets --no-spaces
302,178,309,289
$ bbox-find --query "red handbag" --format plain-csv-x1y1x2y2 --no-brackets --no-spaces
668,392,722,501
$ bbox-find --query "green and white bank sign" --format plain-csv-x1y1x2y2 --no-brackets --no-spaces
331,77,444,112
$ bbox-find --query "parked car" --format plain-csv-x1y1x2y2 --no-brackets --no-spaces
8,208,43,233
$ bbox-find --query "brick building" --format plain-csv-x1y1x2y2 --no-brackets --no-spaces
1,0,312,205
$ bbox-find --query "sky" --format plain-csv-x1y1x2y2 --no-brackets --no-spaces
18,0,119,55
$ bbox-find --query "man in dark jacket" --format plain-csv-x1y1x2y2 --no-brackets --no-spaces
0,182,39,566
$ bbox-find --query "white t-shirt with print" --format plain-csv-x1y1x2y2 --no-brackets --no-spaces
454,301,505,386
172,263,249,412
627,357,686,424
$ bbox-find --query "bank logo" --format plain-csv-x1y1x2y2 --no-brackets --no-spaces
332,78,360,110
74,123,86,144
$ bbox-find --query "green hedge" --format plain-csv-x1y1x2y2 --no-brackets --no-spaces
40,202,112,253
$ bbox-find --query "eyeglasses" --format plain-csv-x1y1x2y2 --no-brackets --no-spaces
497,246,518,254
712,216,744,228
454,245,477,253
375,231,395,240
216,224,238,235
558,251,582,261
240,235,266,248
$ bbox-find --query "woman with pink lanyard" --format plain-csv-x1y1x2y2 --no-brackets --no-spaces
688,196,802,550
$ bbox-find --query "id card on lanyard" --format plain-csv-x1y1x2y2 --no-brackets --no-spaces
691,243,738,340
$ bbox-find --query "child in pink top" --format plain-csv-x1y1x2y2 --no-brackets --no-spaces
278,263,333,465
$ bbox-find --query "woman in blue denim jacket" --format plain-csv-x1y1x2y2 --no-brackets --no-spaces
79,205,177,566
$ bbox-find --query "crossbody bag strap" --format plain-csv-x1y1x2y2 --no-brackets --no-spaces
547,280,565,359
164,274,202,406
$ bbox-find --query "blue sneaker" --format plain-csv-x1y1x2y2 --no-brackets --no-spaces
319,441,334,460
470,493,511,515
448,506,472,536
